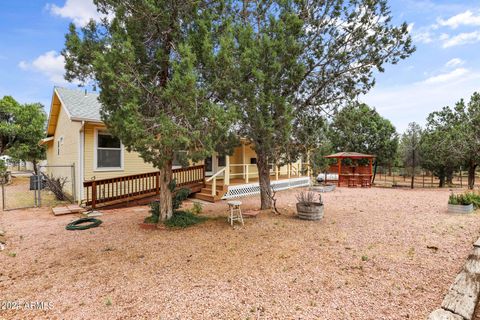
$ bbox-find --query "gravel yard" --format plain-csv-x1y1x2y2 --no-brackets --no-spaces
1,187,479,319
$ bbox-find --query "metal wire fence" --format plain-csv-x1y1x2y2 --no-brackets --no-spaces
373,166,477,188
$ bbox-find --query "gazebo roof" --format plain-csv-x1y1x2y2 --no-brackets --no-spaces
324,152,375,159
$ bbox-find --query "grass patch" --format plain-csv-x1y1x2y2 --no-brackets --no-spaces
164,210,207,228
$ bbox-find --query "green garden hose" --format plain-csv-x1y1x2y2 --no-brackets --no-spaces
66,218,102,231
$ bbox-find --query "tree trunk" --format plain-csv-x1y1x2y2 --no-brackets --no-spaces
32,160,38,175
446,168,453,186
468,162,477,190
371,160,378,184
438,168,445,188
158,162,173,221
411,149,416,189
256,151,272,210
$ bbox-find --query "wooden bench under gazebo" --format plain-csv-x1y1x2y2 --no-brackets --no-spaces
324,152,375,187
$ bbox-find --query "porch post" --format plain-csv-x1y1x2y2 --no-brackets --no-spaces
242,143,246,180
224,155,230,185
245,165,249,183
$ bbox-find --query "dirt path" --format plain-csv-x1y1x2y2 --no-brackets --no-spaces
1,187,479,319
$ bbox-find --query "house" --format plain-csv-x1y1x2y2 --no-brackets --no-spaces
40,87,310,207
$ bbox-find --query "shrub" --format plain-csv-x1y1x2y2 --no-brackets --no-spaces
448,193,473,206
144,179,192,224
164,211,207,228
296,191,322,205
190,202,203,215
144,201,160,224
464,192,480,209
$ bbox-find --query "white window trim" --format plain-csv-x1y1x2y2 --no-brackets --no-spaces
93,128,124,172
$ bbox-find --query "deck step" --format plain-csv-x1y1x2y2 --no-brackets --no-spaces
193,192,221,202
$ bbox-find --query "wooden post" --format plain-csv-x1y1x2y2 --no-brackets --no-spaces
92,180,97,209
242,143,246,180
156,171,160,195
224,156,230,185
369,159,373,184
245,165,249,183
212,177,216,196
337,158,341,187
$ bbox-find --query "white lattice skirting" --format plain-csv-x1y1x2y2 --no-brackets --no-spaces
222,177,311,199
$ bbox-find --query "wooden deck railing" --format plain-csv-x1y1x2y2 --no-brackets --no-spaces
83,165,205,209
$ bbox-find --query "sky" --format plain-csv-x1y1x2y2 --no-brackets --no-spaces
0,0,479,133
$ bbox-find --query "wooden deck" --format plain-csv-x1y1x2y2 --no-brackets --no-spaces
83,165,205,209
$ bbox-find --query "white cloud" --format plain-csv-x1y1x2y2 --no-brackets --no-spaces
362,70,480,132
413,31,434,44
18,51,67,84
442,30,480,48
47,0,100,27
445,58,465,68
423,68,469,84
437,10,480,29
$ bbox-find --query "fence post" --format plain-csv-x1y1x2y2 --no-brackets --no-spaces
37,173,42,207
460,169,463,188
92,180,97,209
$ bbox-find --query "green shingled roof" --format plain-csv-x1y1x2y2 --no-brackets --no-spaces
55,87,102,122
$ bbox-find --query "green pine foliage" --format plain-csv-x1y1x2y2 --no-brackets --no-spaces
164,211,207,229
0,96,46,173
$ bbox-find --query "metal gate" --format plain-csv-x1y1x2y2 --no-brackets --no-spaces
1,164,75,211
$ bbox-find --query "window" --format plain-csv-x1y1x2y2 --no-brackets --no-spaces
250,158,257,164
218,155,226,167
96,131,122,169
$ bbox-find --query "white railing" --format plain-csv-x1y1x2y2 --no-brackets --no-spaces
227,162,303,183
205,167,226,196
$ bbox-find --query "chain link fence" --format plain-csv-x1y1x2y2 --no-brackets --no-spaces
1,164,75,211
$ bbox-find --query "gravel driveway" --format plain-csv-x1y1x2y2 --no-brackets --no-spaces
1,187,479,319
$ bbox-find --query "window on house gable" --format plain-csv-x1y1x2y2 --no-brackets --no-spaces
96,132,122,169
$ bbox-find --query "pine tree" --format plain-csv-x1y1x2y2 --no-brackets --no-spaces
63,0,236,220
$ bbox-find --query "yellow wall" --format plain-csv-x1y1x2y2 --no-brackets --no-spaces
45,101,81,197
83,123,157,181
228,142,302,179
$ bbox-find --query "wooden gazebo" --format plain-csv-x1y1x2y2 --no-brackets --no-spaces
324,152,375,187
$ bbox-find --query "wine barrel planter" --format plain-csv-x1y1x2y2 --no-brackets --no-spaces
448,203,474,214
296,202,324,220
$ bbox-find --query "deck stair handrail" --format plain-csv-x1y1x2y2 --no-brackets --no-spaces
205,167,226,196
84,165,205,209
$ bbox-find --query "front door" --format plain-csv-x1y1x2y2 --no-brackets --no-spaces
205,154,226,177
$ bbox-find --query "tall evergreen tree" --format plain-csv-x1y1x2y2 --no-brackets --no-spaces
63,0,236,220
221,0,414,209
400,122,422,189
329,102,398,182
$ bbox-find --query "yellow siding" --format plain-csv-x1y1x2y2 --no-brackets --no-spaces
83,123,156,181
45,102,81,196
228,143,301,179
